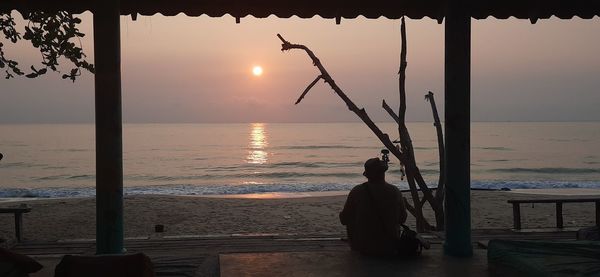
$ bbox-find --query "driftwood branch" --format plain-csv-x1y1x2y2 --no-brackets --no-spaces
398,17,408,125
382,99,406,179
404,198,433,230
279,18,445,231
393,17,442,231
278,33,407,165
425,91,446,203
295,75,323,105
382,100,400,124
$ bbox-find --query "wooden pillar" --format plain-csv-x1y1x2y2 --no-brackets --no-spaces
14,212,23,242
443,4,473,257
555,202,564,228
93,0,124,254
594,201,600,227
512,203,521,230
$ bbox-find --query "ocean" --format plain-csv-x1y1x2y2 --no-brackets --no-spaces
0,122,599,198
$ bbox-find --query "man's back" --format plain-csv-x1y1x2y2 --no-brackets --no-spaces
339,181,406,256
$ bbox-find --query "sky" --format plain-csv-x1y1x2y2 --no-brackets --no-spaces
0,12,599,123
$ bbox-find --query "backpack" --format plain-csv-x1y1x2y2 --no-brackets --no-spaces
396,224,423,257
365,183,424,257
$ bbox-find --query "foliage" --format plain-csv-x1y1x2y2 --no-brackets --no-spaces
0,11,94,81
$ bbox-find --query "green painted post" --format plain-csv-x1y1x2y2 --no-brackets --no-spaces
93,0,124,254
443,4,473,257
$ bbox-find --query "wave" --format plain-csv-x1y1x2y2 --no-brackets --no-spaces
0,183,358,198
33,174,93,181
203,161,363,171
0,187,94,198
243,172,360,178
132,171,363,181
43,166,68,170
276,145,364,150
2,180,599,199
66,148,90,152
478,147,513,151
491,167,600,174
0,162,47,168
34,175,70,181
478,159,510,162
67,174,94,180
388,168,438,175
413,147,436,150
471,180,600,190
270,161,363,168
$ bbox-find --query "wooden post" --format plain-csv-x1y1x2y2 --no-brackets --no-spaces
595,201,600,227
94,0,124,254
512,203,521,230
555,202,563,228
443,5,473,257
14,212,23,242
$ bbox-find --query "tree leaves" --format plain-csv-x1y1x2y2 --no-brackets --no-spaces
25,65,47,78
0,11,94,81
61,68,80,82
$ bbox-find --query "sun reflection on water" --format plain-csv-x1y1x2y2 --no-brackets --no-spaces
246,123,268,164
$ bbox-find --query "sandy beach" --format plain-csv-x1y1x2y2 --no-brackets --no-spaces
1,190,599,244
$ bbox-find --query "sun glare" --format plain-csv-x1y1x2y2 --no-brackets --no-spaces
252,66,263,76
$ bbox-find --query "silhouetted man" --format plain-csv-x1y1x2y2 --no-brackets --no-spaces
340,157,407,256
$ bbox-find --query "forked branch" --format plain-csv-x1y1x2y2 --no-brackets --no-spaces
425,91,446,203
278,33,407,165
279,24,444,231
382,100,400,124
295,75,323,105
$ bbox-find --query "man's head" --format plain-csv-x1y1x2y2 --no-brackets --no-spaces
363,157,388,181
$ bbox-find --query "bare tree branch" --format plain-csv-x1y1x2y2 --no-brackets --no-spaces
398,17,408,125
392,17,442,231
279,20,445,231
295,75,322,105
404,198,433,230
278,33,407,165
382,100,400,124
425,91,446,203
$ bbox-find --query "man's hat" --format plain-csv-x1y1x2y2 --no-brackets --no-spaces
363,157,388,176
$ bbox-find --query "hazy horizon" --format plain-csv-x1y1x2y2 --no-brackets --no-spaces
1,120,600,125
1,13,599,123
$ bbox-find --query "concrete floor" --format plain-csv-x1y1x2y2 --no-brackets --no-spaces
11,230,573,276
220,247,494,277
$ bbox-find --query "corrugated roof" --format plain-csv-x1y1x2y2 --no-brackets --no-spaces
1,0,599,20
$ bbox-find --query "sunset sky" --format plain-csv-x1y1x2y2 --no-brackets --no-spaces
0,13,599,123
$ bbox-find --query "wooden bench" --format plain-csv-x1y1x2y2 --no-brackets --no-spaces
0,207,31,242
507,198,600,230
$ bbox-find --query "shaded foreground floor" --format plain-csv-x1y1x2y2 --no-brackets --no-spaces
220,247,491,277
11,229,576,277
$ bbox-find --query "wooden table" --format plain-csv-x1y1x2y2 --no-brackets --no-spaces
0,207,31,242
507,198,600,230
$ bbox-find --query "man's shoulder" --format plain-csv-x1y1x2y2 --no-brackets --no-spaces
378,182,402,197
350,183,369,193
350,182,401,195
383,182,401,192
346,184,368,203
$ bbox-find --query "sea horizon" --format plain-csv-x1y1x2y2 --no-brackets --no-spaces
1,120,600,125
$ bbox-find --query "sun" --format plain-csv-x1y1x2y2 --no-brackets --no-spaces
252,66,263,76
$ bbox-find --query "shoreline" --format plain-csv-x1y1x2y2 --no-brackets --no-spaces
2,188,600,202
1,189,599,243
